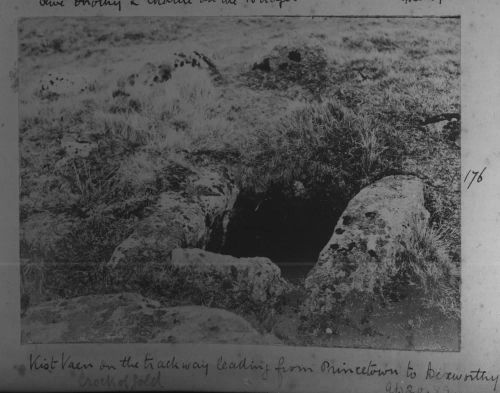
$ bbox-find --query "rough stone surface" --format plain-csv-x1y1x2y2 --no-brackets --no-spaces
21,293,281,345
116,62,172,90
245,44,329,94
171,248,289,303
115,52,221,91
303,175,429,318
107,167,238,286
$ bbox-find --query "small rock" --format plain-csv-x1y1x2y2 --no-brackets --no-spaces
252,58,272,72
288,50,301,62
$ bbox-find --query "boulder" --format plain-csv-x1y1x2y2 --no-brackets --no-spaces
21,293,281,345
110,54,220,114
107,167,238,287
114,52,221,92
303,175,430,319
116,62,172,90
245,44,330,94
171,248,289,304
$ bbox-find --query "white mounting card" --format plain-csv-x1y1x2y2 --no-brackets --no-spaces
0,0,497,392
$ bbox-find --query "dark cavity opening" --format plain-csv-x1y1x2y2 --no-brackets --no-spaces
218,188,344,283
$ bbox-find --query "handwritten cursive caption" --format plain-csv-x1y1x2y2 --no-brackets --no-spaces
26,352,500,392
39,0,299,10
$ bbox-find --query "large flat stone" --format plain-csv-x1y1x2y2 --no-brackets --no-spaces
21,293,281,345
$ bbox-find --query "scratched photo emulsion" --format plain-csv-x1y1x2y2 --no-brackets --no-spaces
19,16,460,350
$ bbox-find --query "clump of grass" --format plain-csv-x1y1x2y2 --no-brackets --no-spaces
130,66,216,119
357,120,389,182
238,99,400,200
102,66,220,152
393,216,460,319
341,35,373,51
94,111,153,147
369,36,400,52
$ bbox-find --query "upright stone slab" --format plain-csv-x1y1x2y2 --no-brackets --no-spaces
303,175,429,319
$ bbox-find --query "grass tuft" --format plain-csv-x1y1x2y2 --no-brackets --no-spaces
237,99,400,199
393,216,460,319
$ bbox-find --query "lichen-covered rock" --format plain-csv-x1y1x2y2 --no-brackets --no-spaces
171,248,289,304
115,51,221,91
116,62,172,90
244,44,330,94
107,167,238,287
303,175,429,319
21,293,281,345
110,52,221,114
38,71,95,99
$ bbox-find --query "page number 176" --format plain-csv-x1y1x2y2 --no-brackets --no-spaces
464,167,486,190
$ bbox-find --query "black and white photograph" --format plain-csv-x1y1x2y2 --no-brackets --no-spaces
19,16,461,351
